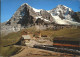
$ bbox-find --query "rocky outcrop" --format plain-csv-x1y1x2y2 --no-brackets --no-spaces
72,12,80,22
39,10,54,22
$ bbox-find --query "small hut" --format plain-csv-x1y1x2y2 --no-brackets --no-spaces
21,35,31,46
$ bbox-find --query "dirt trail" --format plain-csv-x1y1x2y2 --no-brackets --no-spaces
11,46,79,57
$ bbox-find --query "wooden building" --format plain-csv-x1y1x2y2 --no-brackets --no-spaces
21,35,31,46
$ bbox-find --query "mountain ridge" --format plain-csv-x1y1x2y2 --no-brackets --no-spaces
3,3,80,25
1,3,80,34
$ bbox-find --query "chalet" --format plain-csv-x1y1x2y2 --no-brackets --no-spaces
21,35,31,46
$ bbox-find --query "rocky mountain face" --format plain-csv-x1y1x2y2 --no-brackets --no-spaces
6,4,37,26
38,10,54,22
1,3,80,34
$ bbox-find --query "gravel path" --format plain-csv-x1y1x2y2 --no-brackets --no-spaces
11,46,79,57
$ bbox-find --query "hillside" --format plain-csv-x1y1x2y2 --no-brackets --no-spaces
1,31,21,46
0,46,21,56
1,27,80,46
1,27,80,56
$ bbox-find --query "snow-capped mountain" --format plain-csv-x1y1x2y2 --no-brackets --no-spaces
32,4,80,25
48,5,80,25
48,5,73,20
1,3,54,34
3,3,80,26
4,3,54,26
1,3,80,34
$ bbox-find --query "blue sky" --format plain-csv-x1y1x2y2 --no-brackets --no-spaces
1,0,80,23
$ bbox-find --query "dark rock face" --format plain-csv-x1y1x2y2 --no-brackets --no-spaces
39,10,54,22
35,18,44,25
72,12,80,22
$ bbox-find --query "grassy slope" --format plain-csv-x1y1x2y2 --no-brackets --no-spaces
0,46,21,56
40,28,80,41
54,28,80,38
1,32,22,57
1,31,21,46
26,27,80,41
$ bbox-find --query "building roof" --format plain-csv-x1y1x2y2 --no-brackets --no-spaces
22,35,31,39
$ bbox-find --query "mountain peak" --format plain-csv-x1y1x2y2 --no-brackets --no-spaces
57,5,64,7
57,5,72,11
57,5,68,8
21,3,30,7
22,3,29,5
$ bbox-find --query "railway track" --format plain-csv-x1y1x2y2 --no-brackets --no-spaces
33,45,80,55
